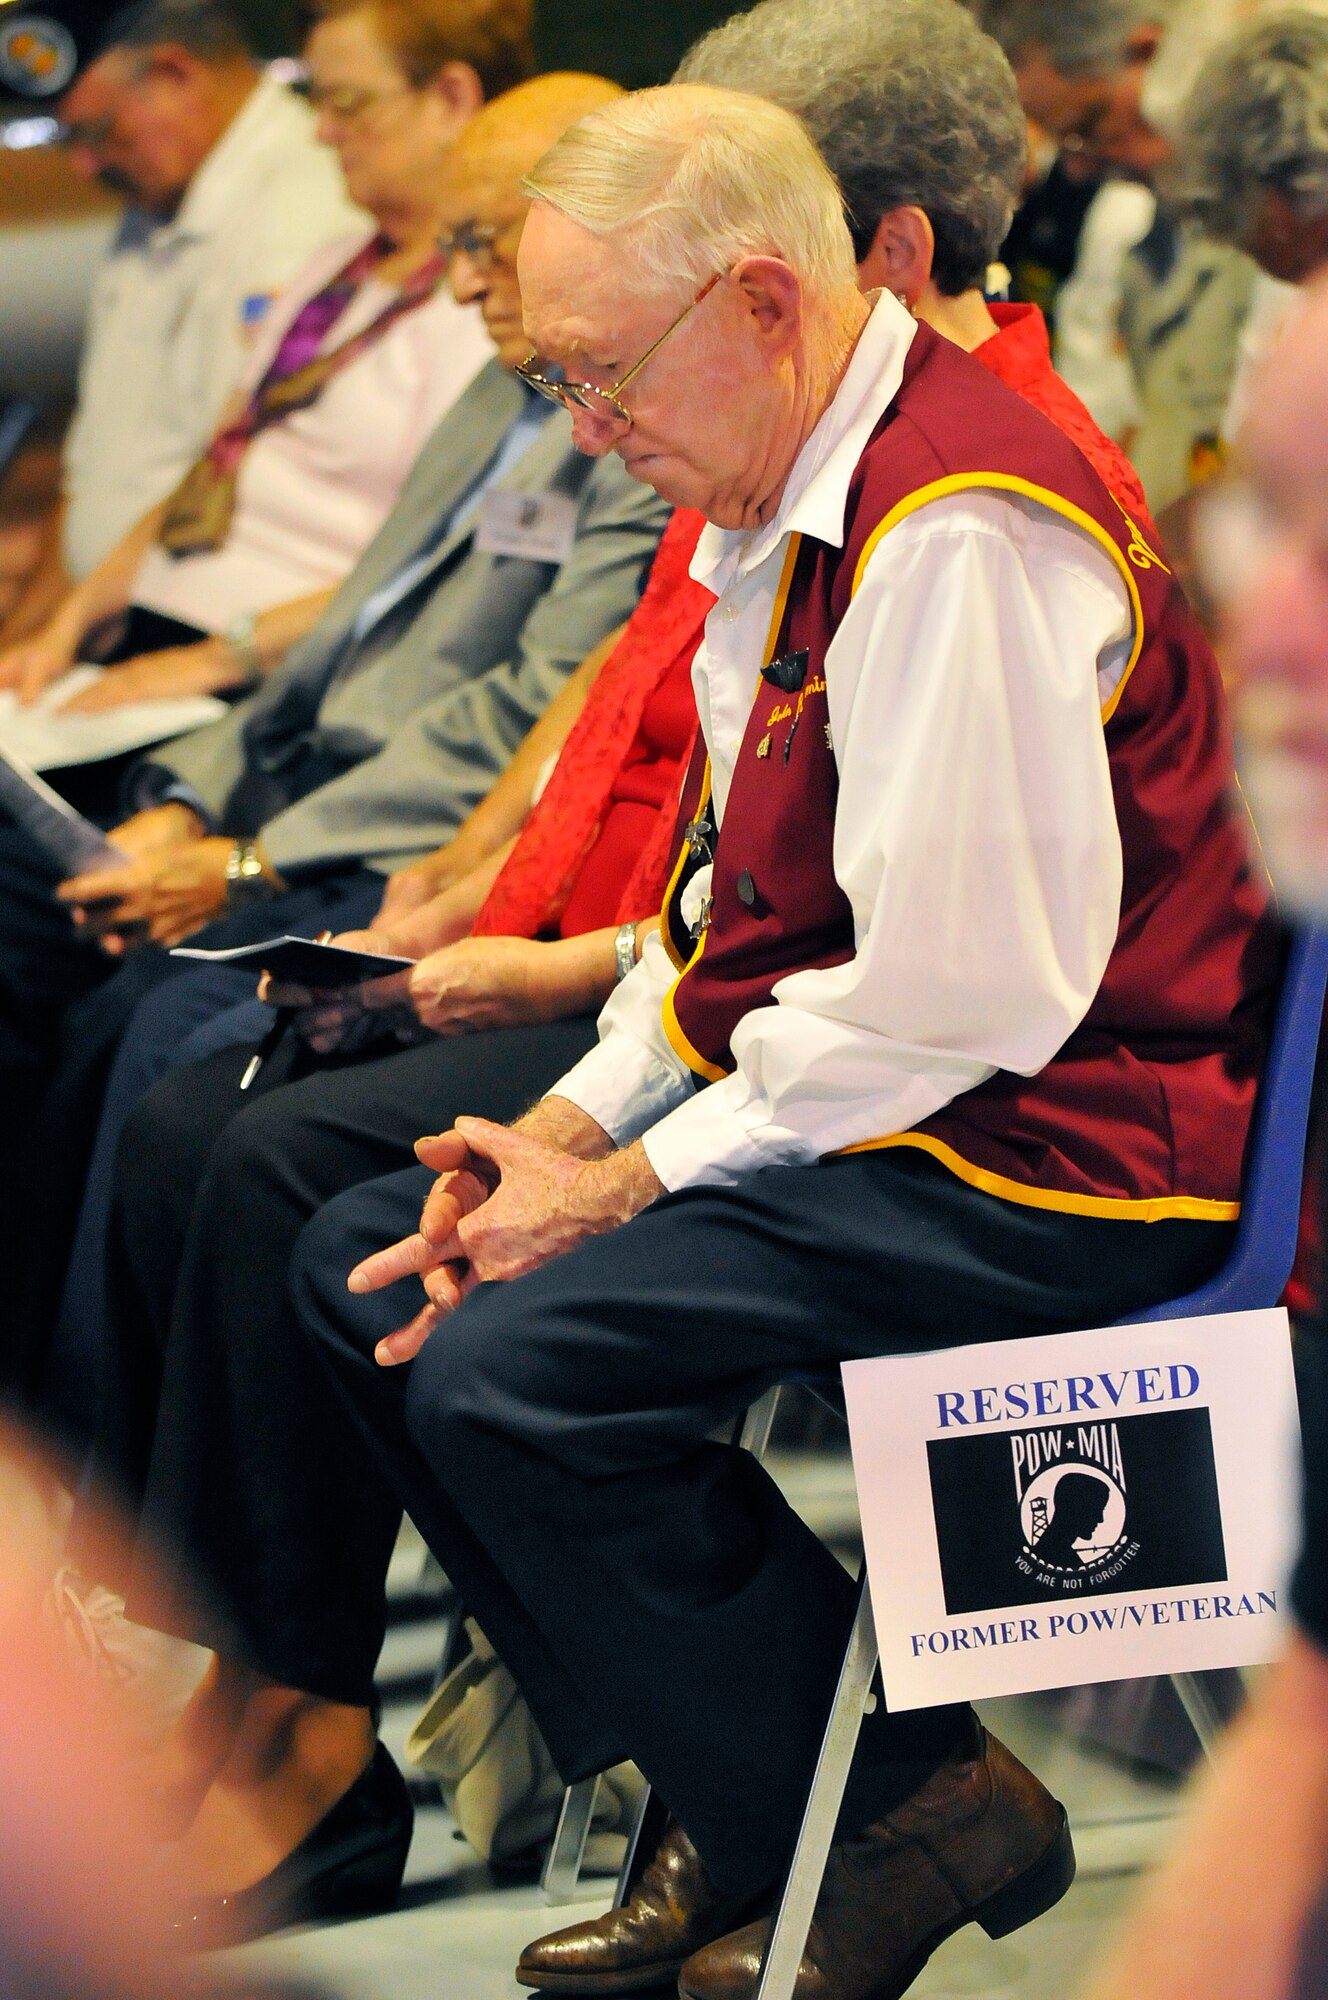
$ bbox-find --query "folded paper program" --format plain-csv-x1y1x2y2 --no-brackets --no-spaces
0,745,122,876
170,937,416,987
0,668,226,773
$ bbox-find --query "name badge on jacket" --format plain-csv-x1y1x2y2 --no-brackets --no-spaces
476,489,578,564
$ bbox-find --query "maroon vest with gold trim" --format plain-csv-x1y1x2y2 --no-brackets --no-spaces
662,321,1278,1221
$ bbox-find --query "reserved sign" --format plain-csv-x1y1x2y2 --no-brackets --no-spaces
842,1308,1300,1710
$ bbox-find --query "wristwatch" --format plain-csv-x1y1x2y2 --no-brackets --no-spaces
614,920,638,984
225,839,278,906
222,611,263,686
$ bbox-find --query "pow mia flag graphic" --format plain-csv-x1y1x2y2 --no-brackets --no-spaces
844,1312,1297,1709
927,1409,1228,1618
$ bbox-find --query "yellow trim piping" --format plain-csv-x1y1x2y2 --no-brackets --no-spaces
838,1130,1240,1223
849,472,1157,725
658,532,806,1073
659,761,711,974
750,531,805,695
661,929,728,1081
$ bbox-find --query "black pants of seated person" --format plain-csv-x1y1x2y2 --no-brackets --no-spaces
0,832,380,1410
293,1149,1236,1902
75,1015,601,1689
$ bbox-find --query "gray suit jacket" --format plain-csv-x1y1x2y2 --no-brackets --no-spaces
157,361,669,875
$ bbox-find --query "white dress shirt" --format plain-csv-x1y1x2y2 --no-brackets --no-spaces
552,292,1135,1193
129,230,493,633
1052,181,1155,443
62,73,365,578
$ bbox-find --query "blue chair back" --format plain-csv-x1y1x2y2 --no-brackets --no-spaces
1117,921,1328,1324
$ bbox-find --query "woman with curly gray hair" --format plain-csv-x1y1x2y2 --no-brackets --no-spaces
677,0,1151,515
1177,9,1328,282
678,0,1021,308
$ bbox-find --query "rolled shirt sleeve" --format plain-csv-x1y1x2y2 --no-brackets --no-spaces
552,925,696,1144
556,491,1135,1191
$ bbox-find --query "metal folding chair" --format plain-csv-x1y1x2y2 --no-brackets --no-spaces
597,922,1328,1994
746,921,1328,2000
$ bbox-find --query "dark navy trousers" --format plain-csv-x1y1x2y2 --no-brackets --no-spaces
294,1147,1233,1900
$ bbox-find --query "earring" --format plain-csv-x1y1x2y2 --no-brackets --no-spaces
894,289,914,313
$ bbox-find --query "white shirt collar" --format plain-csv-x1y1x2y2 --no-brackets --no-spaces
156,72,299,244
689,290,918,597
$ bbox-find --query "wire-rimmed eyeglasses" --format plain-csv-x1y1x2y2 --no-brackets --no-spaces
516,272,723,430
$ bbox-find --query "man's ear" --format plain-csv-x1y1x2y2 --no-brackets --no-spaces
730,255,804,358
857,206,934,304
430,59,485,137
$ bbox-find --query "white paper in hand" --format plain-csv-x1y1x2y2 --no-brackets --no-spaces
0,743,122,875
0,666,227,772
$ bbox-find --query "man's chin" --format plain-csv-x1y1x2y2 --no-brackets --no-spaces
615,451,700,510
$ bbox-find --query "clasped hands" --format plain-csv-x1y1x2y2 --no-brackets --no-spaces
347,1109,663,1367
56,803,238,954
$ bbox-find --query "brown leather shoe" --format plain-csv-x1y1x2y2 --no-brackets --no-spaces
516,1822,766,1993
678,1728,1074,2000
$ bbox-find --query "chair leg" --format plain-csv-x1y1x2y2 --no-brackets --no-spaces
1170,1671,1225,1761
613,1783,671,1908
754,1573,879,2000
542,1775,603,1903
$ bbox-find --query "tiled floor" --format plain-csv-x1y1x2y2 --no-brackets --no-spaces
206,1454,1209,2000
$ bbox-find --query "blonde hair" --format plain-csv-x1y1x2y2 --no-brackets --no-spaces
521,83,858,300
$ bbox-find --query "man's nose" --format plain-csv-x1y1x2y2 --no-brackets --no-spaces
568,405,624,458
449,250,487,306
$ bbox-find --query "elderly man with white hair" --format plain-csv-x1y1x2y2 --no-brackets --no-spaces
294,84,1277,2000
